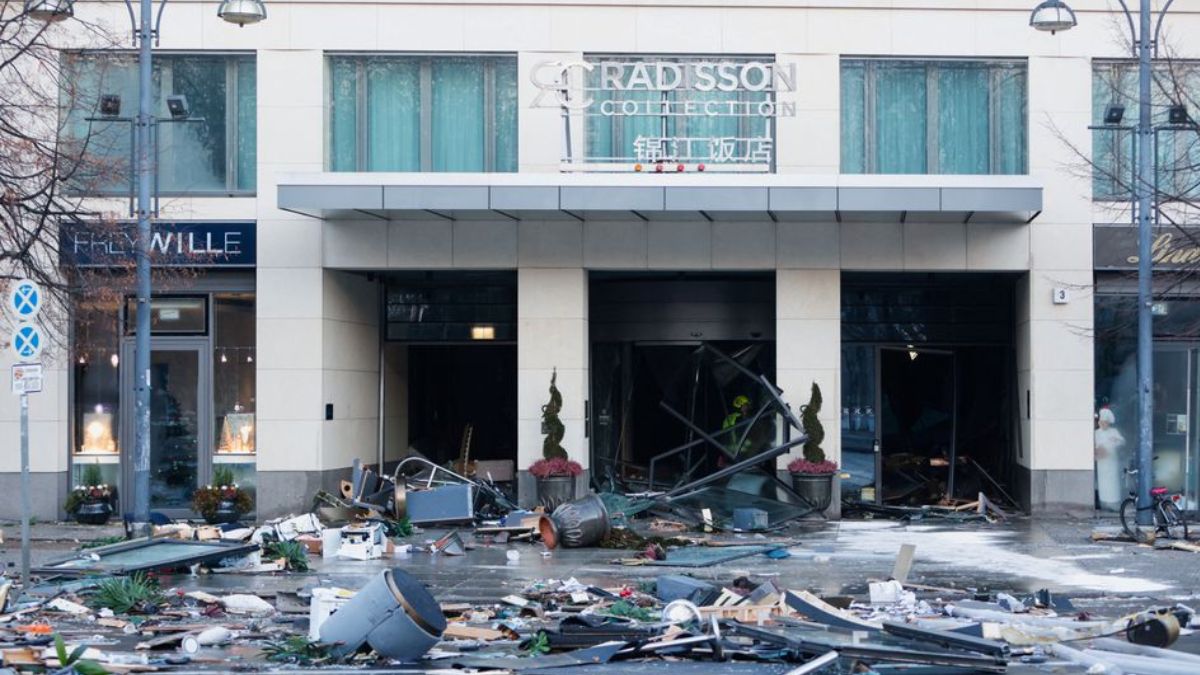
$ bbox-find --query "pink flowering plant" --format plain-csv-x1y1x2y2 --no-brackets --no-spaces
787,458,838,475
529,457,583,479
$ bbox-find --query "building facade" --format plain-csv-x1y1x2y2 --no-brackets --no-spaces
5,0,1198,520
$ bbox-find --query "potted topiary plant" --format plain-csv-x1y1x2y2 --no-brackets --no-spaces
192,465,253,524
531,369,583,509
787,382,838,512
65,464,116,525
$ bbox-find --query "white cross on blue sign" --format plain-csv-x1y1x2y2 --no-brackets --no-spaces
7,280,41,319
11,323,42,362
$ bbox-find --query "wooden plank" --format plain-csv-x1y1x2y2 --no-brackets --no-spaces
442,623,506,641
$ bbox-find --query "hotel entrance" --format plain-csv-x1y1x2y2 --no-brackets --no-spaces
841,273,1020,508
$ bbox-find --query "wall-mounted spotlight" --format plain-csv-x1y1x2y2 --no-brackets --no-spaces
98,94,122,117
1169,104,1191,126
166,95,191,120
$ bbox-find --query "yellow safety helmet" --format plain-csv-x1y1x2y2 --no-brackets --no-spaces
732,395,750,409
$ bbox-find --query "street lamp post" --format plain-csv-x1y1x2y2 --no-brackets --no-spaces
25,0,266,535
1032,0,1177,526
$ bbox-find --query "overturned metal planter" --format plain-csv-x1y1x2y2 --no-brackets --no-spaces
540,493,610,549
319,568,446,661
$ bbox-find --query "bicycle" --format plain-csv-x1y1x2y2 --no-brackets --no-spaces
1119,468,1189,542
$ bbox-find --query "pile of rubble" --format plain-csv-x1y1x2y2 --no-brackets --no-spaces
4,531,1198,674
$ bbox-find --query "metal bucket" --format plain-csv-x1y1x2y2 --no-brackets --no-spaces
318,568,446,661
544,493,610,549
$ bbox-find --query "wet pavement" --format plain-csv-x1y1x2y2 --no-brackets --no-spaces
8,515,1198,607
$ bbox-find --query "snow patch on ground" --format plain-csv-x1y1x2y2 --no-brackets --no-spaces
833,521,1167,594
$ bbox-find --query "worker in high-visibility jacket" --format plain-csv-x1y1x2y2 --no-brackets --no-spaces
722,394,753,456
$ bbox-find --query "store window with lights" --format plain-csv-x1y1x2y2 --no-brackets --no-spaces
70,290,256,513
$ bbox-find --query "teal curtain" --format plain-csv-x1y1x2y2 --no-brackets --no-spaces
432,59,484,171
492,59,518,172
875,63,927,173
236,58,257,191
330,55,515,172
585,65,614,161
366,58,420,171
995,66,1028,175
328,57,359,171
842,59,1026,175
937,64,989,174
840,62,866,173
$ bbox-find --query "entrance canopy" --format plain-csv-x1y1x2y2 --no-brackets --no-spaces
277,173,1041,224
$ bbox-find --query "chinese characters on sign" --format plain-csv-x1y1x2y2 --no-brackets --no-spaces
531,59,796,170
632,136,775,164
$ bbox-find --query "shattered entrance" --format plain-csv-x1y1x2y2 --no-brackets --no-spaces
589,272,777,493
841,273,1020,511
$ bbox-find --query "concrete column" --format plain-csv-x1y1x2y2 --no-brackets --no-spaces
254,49,327,516
517,268,588,505
319,270,380,487
1021,56,1095,512
775,269,841,515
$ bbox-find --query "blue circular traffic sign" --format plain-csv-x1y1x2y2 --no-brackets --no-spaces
10,322,43,362
7,279,41,320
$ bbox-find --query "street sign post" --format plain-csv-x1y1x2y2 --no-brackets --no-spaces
6,279,43,584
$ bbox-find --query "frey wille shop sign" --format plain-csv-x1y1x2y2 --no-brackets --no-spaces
61,221,256,267
531,59,797,166
1094,224,1200,270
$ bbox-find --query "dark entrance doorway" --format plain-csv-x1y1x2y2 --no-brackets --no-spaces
381,271,518,484
879,347,955,503
407,345,517,467
841,272,1020,509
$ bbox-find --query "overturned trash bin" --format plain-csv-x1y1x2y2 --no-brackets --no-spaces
319,568,446,661
541,493,610,549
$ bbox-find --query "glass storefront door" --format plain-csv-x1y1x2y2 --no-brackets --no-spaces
1153,347,1198,510
121,341,210,513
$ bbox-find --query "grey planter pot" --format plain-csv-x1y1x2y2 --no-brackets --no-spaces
792,472,834,512
74,501,112,525
536,475,576,511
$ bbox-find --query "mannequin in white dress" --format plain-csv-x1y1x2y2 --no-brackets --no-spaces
1094,407,1126,510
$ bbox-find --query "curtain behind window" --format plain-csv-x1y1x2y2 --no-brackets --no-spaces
493,59,518,172
995,66,1028,175
329,58,359,171
432,59,484,171
841,62,866,173
367,59,420,171
937,64,989,174
236,59,257,191
875,63,927,173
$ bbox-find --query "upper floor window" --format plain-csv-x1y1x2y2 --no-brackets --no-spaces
328,54,517,172
62,53,256,195
841,59,1027,175
1093,61,1200,201
583,55,779,171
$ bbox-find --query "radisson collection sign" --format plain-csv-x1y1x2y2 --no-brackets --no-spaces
532,59,797,167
